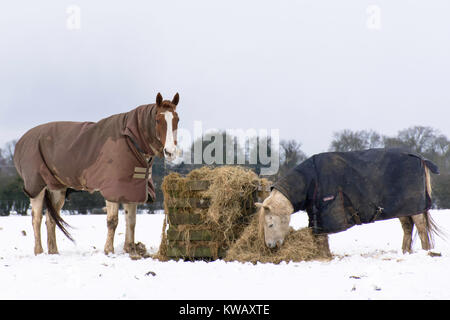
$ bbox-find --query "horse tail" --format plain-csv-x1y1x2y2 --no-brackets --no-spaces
44,189,74,242
424,165,432,199
423,164,445,246
422,211,445,249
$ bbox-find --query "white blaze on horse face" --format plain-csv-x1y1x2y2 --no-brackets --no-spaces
162,111,178,162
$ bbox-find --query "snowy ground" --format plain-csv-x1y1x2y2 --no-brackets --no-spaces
0,209,449,300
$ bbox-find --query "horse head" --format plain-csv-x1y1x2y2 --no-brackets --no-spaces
256,189,294,249
154,92,181,162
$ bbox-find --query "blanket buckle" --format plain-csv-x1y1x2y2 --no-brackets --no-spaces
370,206,384,222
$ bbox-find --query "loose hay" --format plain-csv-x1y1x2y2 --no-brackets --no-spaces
225,213,332,264
153,165,332,264
130,242,151,260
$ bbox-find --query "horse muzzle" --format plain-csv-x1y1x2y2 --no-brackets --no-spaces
266,239,284,249
164,147,181,162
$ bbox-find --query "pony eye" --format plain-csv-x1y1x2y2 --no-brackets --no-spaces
268,224,274,228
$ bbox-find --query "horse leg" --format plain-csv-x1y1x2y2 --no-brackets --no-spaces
399,216,413,253
411,213,432,251
104,200,119,255
123,203,137,255
30,189,46,255
45,189,66,254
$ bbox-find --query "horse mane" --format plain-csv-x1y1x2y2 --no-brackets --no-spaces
257,207,266,245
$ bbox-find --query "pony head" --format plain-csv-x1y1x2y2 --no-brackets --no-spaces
256,189,294,248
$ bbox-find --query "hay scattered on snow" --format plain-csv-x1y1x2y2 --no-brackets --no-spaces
129,242,151,260
225,213,332,264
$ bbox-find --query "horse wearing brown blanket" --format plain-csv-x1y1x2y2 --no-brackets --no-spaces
14,92,181,256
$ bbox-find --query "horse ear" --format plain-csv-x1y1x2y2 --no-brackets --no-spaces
172,93,179,106
156,93,163,107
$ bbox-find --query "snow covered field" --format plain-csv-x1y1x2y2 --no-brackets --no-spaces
1,210,449,300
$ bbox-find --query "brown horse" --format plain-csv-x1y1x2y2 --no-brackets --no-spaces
14,92,181,256
257,149,441,254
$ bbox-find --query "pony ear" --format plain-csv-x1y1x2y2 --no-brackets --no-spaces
156,92,163,107
172,93,179,106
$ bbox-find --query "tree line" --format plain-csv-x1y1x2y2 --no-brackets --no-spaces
1,125,449,215
329,126,450,208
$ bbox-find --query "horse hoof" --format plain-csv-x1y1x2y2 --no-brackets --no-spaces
124,243,136,254
104,246,114,255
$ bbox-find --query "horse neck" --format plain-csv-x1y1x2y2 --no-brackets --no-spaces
124,104,163,157
146,105,163,156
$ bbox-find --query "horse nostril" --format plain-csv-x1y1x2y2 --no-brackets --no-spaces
267,242,276,249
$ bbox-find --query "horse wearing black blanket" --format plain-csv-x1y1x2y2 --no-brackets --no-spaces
257,148,441,253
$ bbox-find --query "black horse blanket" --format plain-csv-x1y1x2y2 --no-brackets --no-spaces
14,104,163,203
272,148,439,234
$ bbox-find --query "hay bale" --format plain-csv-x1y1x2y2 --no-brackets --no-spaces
153,165,270,261
225,214,332,264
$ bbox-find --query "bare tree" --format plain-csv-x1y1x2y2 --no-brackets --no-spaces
0,140,18,177
3,140,17,164
329,129,382,152
276,139,307,179
384,126,450,159
280,140,306,168
390,126,439,154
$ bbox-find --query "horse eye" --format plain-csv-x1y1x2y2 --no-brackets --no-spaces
268,224,274,228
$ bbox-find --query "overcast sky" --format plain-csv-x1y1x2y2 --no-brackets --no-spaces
1,1,449,156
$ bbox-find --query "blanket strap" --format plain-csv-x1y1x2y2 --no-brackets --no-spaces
129,136,146,155
129,135,162,158
347,207,362,225
133,157,154,180
148,143,163,157
311,183,319,231
369,206,384,222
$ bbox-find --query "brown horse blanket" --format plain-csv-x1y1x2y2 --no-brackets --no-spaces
14,104,163,203
272,148,439,234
